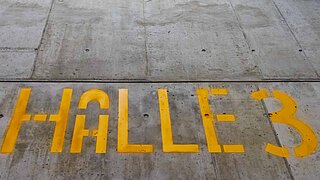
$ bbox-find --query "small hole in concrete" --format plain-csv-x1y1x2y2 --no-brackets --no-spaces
299,49,302,52
0,114,3,118
190,94,194,96
252,49,255,52
85,48,90,52
202,49,206,52
143,114,149,118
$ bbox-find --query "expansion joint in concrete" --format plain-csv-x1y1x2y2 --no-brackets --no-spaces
270,0,320,78
256,84,295,180
30,0,55,79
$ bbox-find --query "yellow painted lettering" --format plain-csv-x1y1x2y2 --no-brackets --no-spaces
33,114,47,122
70,115,90,153
49,89,72,152
118,89,153,153
197,88,244,153
93,115,109,153
158,89,199,153
70,89,109,153
1,88,32,153
251,89,318,158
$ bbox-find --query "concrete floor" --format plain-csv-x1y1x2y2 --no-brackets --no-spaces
0,0,319,179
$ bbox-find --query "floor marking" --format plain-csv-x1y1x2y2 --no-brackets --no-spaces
0,87,316,158
70,115,90,153
93,115,109,153
1,88,32,153
49,89,73,153
33,114,47,121
217,114,236,122
197,88,244,153
158,89,199,153
118,89,153,153
71,89,109,153
251,89,318,158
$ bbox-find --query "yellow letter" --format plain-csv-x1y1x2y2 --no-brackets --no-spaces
251,89,318,158
197,88,244,153
1,88,32,153
118,89,153,153
49,89,72,152
93,115,109,153
158,89,199,152
70,115,90,153
70,89,109,153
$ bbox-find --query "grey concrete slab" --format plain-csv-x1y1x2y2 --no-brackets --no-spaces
229,0,319,79
144,0,261,81
29,0,320,81
0,83,293,179
0,51,36,79
259,82,320,180
32,0,147,80
0,0,52,48
272,0,320,75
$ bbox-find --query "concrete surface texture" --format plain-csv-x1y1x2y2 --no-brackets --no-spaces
0,0,319,179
